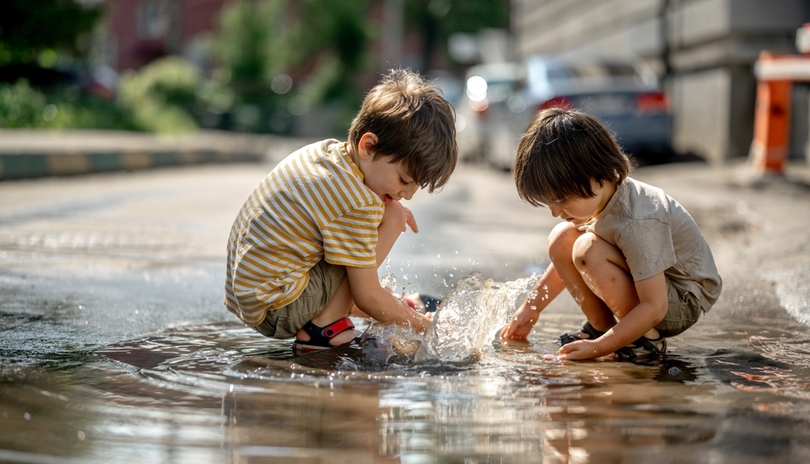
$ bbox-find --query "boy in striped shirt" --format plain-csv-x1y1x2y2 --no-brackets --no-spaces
225,69,458,353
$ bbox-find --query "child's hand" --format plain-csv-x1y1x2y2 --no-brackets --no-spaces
500,305,538,340
558,339,608,360
403,205,418,233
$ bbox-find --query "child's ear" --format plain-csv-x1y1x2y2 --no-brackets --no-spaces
357,132,379,160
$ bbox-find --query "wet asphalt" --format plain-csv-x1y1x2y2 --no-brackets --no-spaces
1,132,809,365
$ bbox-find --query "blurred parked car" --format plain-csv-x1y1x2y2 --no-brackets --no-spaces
454,62,522,162
483,55,672,170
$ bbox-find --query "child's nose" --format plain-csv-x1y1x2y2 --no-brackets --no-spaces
402,184,417,200
549,205,562,217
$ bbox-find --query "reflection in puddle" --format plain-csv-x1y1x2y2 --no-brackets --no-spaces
2,273,810,463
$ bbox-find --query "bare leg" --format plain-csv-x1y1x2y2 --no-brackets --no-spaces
571,232,659,340
298,201,408,345
547,222,616,333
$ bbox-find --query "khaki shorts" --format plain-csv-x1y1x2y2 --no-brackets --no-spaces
253,260,346,339
654,278,703,338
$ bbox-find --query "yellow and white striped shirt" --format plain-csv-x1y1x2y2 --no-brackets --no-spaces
225,139,384,325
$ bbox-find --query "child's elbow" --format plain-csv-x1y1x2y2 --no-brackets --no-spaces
651,301,669,325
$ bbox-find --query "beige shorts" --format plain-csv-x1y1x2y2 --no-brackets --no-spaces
654,278,703,338
253,259,346,339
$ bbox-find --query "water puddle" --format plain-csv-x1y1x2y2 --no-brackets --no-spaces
2,272,810,463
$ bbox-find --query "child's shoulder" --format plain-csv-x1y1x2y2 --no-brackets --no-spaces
279,138,344,165
620,177,670,204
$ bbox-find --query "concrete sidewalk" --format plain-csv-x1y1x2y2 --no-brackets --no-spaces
0,129,313,180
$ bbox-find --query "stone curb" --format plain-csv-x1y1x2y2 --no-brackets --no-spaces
0,129,300,180
0,150,264,180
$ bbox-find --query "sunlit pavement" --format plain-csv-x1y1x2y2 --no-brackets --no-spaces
0,132,809,356
2,132,810,462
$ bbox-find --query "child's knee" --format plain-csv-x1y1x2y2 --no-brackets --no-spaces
547,222,579,259
571,232,602,269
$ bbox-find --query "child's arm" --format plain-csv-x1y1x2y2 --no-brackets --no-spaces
346,266,432,333
500,263,566,340
558,272,669,360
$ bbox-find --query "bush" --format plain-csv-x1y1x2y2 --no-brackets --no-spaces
117,57,201,133
116,56,236,134
0,79,133,129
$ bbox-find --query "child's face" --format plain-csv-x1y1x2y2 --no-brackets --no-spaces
546,179,615,225
361,155,417,203
354,132,418,203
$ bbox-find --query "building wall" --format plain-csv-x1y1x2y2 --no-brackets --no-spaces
105,0,230,73
511,0,810,163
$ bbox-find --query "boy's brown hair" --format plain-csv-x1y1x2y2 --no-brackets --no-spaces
514,108,632,207
349,68,457,193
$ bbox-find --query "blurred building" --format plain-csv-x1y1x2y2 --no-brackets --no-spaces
511,0,810,164
99,0,230,73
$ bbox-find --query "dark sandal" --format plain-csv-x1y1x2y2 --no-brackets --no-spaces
292,317,355,355
613,334,667,360
559,321,606,346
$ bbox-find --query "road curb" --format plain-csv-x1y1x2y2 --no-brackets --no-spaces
0,129,297,180
0,150,263,180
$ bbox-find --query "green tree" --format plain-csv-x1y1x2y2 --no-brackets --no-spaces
0,0,103,66
213,0,372,132
405,0,509,69
215,0,290,93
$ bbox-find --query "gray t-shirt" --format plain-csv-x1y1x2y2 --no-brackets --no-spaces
584,177,722,312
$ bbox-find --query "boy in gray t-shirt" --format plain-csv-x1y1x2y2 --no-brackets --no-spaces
501,108,722,361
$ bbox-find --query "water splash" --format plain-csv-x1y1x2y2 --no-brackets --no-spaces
336,323,423,371
415,271,539,364
765,265,810,326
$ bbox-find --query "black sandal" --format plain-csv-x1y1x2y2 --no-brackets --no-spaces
558,321,606,346
292,317,355,355
613,334,667,360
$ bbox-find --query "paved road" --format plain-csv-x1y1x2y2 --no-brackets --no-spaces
0,158,552,361
1,149,809,364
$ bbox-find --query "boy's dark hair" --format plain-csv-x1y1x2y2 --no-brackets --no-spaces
514,108,631,207
349,68,457,193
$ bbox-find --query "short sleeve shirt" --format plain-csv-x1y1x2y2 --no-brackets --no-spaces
224,139,384,325
584,177,722,312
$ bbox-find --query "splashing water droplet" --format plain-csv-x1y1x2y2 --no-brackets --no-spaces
415,271,539,363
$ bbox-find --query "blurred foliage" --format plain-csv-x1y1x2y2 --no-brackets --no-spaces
210,0,507,134
216,0,290,91
0,80,133,130
0,0,103,66
405,0,510,68
118,57,234,134
212,0,373,133
0,0,508,134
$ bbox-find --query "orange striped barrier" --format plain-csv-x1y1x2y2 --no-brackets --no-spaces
750,25,810,175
